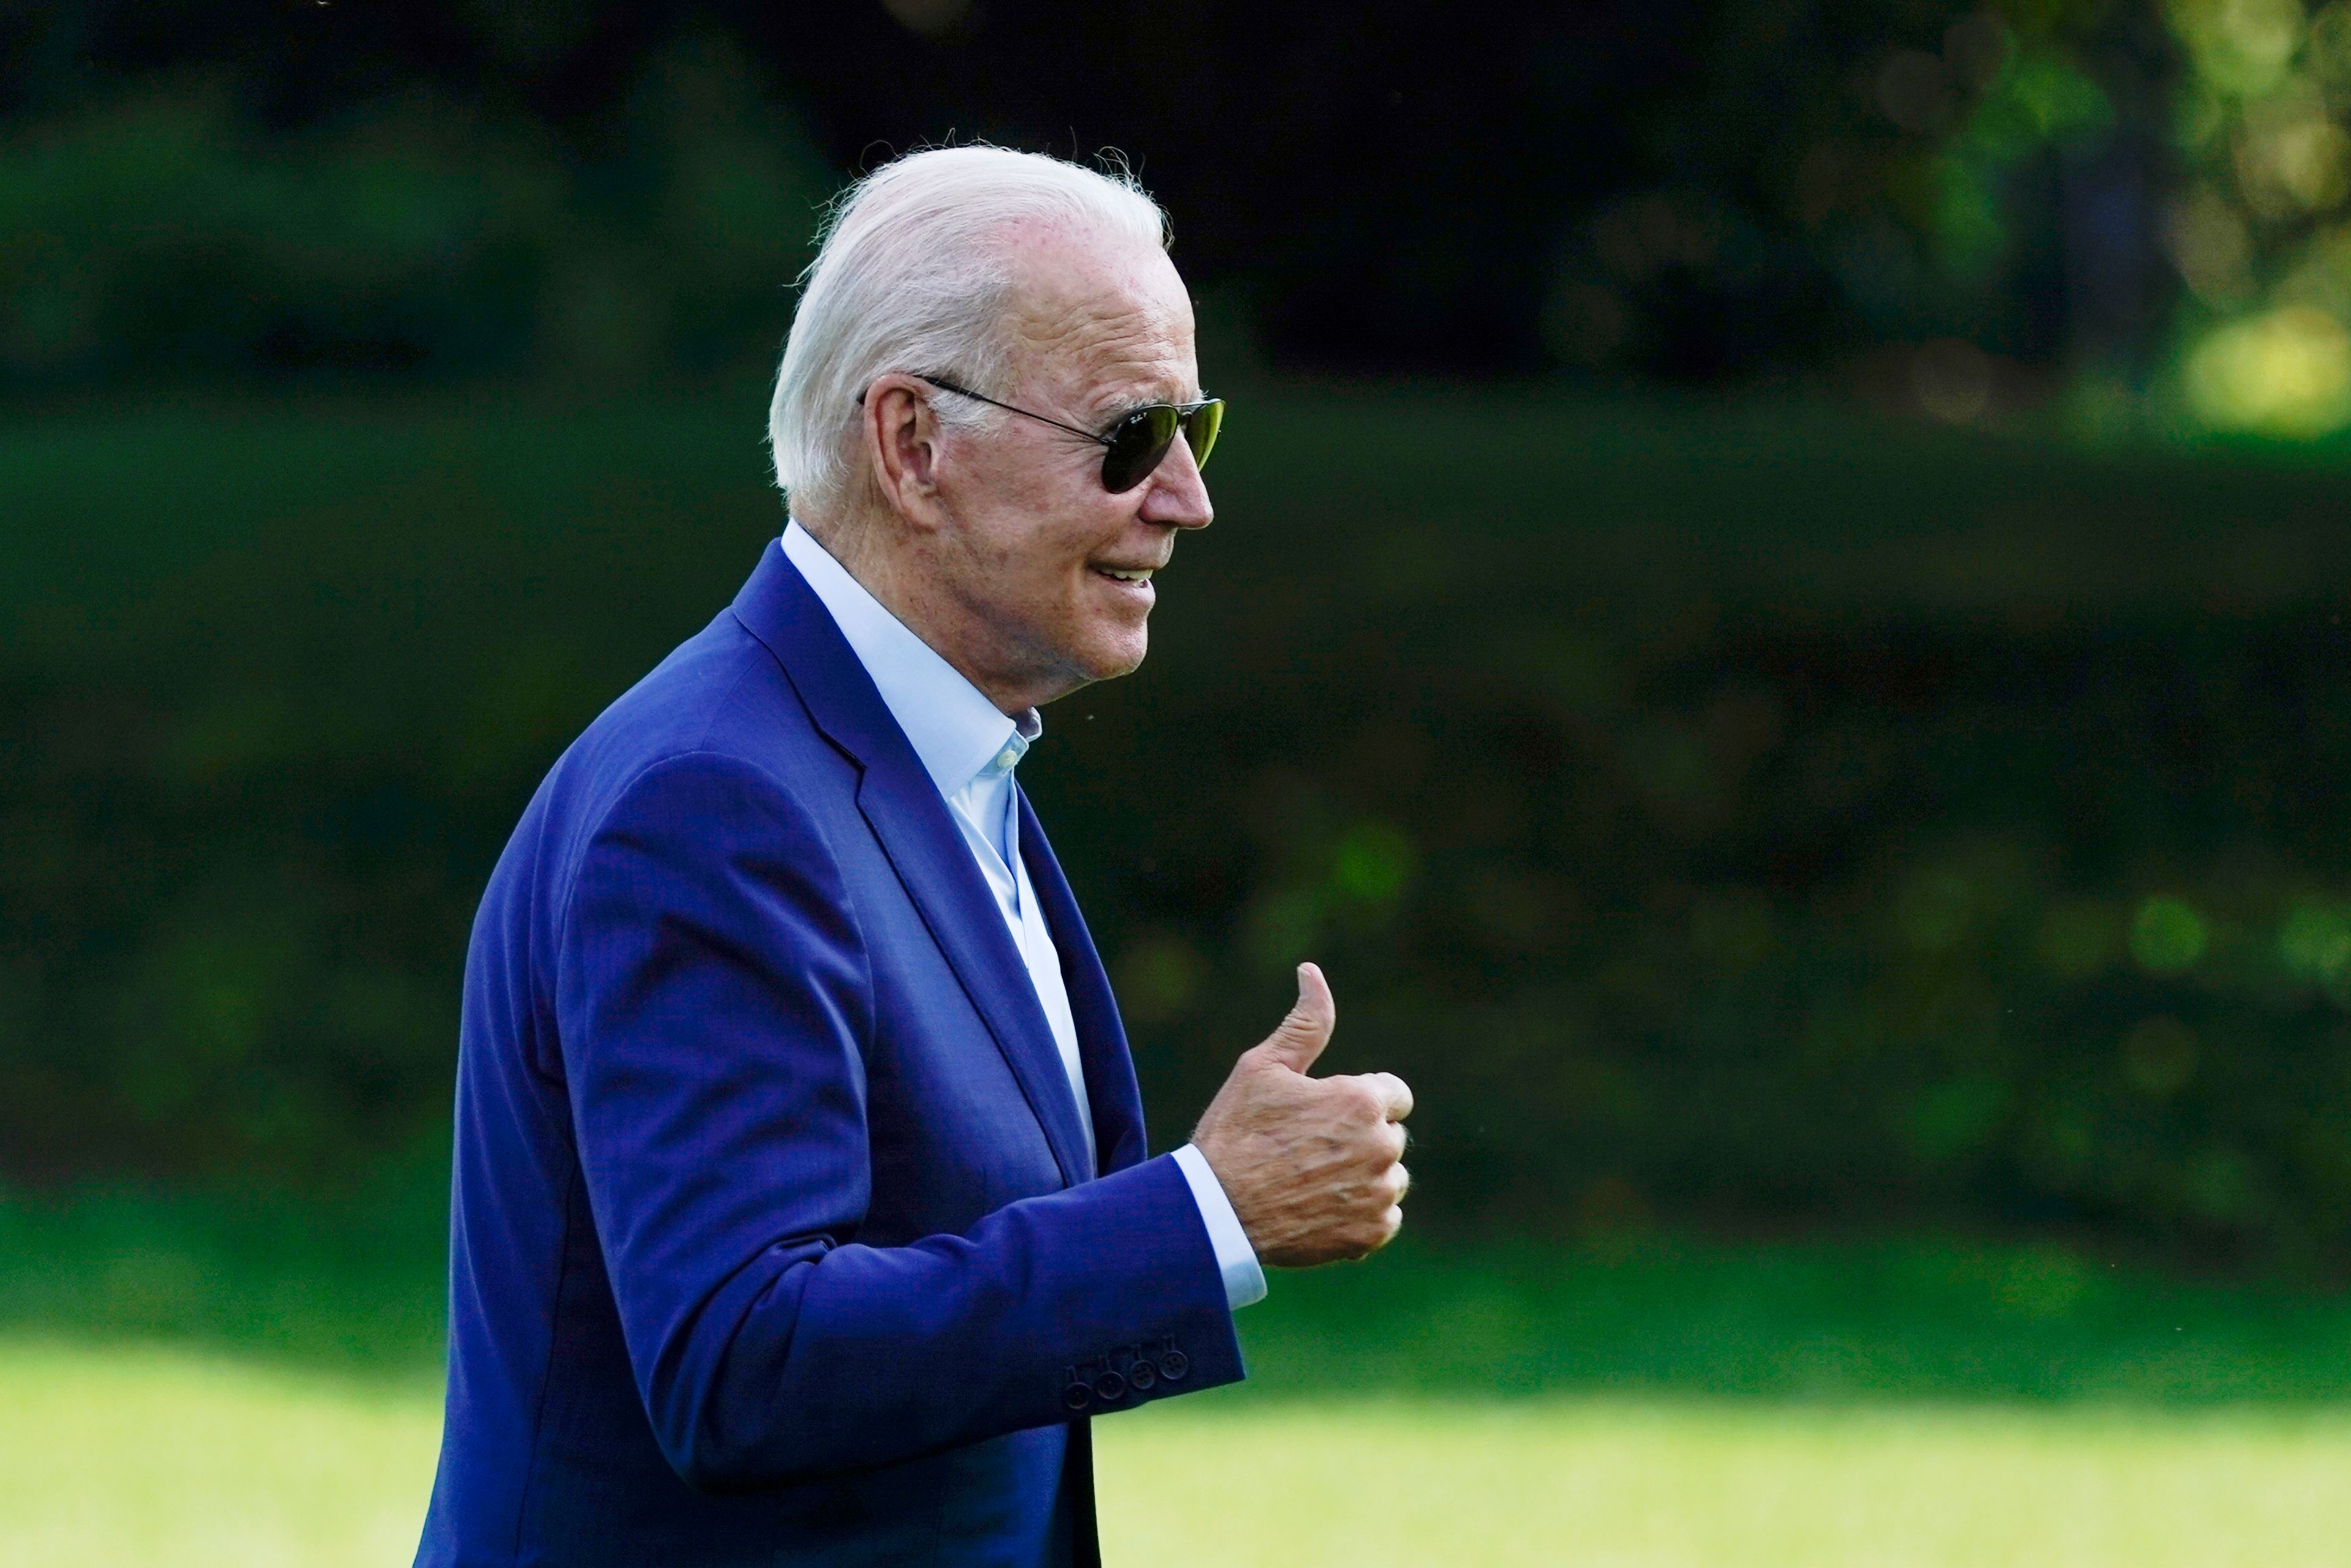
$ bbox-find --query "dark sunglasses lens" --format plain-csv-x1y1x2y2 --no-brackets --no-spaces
1100,405,1180,492
1098,401,1226,491
1184,400,1223,470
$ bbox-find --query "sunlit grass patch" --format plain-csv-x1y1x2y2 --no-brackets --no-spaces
6,1336,2350,1568
0,1340,438,1568
1096,1398,2351,1568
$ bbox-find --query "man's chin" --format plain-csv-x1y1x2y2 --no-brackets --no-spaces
1070,625,1149,685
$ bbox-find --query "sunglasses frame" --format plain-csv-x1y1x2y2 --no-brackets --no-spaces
910,374,1222,493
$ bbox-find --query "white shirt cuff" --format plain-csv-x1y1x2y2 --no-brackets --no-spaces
1171,1142,1267,1310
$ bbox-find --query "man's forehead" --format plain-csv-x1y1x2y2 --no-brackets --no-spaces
997,223,1193,400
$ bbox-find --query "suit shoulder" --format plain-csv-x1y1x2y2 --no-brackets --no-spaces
562,609,828,800
463,603,855,1036
493,606,849,912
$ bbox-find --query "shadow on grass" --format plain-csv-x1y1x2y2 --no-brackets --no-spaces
0,1156,449,1382
1237,1232,2351,1404
7,1159,2351,1404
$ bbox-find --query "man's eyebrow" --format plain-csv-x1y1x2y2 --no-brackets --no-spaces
1079,374,1192,422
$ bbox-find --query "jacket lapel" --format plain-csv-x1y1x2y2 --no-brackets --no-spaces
1016,789,1148,1177
729,544,1096,1190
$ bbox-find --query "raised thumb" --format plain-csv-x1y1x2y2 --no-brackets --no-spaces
1256,962,1336,1073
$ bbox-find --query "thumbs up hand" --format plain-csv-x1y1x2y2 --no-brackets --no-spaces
1189,963,1413,1267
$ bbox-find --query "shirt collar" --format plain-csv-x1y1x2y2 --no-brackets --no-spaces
781,520,1041,797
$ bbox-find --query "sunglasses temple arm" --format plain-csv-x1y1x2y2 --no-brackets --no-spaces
924,378,1111,449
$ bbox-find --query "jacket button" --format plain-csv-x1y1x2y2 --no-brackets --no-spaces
1062,1381,1092,1412
1157,1350,1188,1382
1092,1369,1128,1403
1127,1359,1158,1393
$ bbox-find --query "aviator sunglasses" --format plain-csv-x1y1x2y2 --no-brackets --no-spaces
906,374,1224,493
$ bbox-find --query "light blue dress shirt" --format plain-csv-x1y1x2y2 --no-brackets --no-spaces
782,522,1266,1310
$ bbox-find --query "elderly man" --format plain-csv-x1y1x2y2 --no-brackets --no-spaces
415,146,1413,1567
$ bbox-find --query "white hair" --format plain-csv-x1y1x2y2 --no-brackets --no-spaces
767,145,1170,523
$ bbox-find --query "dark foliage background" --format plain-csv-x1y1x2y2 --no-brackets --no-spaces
12,392,2351,1273
13,1,2351,1275
1,0,2172,391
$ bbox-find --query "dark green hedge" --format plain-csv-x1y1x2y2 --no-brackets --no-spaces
11,388,2351,1266
0,36,830,386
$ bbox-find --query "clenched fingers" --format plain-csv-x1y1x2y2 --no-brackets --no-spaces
1365,1071,1413,1122
1330,1072,1414,1125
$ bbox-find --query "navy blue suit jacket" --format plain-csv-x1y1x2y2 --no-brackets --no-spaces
415,542,1243,1566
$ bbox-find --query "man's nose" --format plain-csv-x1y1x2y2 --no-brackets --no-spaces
1139,435,1213,530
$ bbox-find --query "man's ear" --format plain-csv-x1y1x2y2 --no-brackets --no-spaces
862,375,950,532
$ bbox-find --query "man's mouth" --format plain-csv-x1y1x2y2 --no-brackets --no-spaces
1091,566,1156,584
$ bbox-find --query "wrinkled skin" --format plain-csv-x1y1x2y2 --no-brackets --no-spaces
823,219,1213,715
1188,963,1411,1266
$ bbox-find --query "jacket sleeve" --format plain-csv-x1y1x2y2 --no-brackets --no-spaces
552,750,1243,1492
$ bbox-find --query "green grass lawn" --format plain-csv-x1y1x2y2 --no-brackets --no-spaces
13,1179,2351,1401
1098,1400,2351,1567
0,1341,438,1568
10,1187,2351,1562
6,1338,2350,1567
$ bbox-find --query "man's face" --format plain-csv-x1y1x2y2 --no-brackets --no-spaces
922,224,1213,705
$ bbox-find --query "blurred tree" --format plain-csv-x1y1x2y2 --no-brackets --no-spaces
0,0,2185,399
2165,0,2351,433
0,17,831,386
